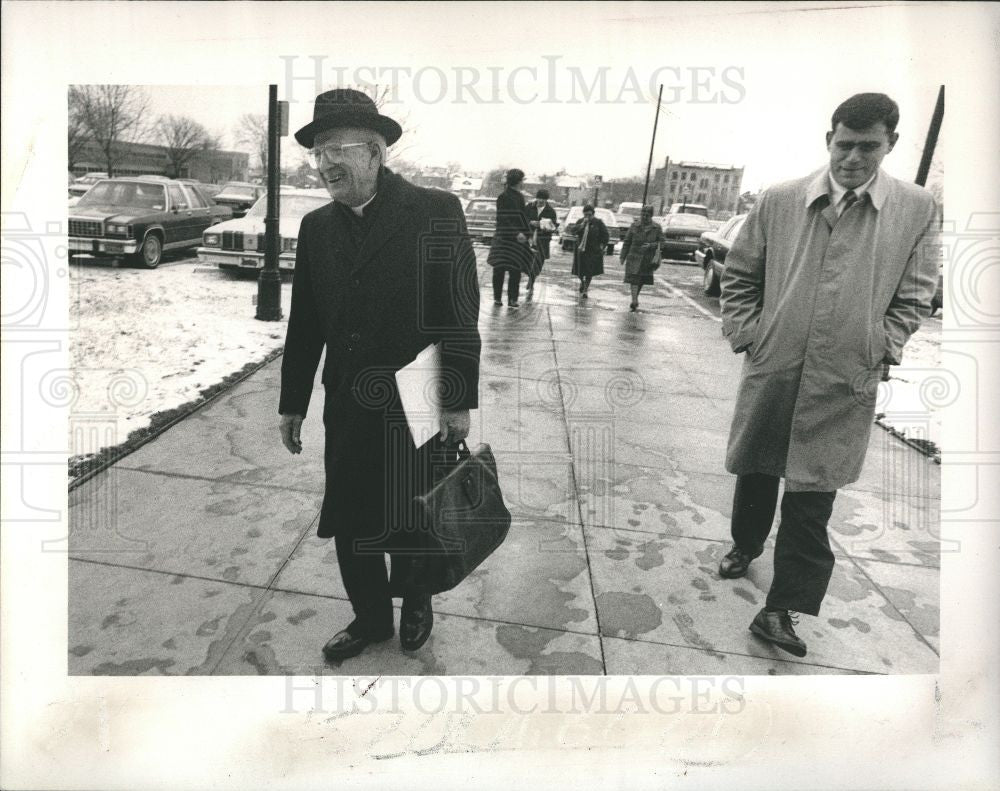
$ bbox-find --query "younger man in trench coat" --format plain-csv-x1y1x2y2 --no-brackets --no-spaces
278,90,481,662
718,93,939,657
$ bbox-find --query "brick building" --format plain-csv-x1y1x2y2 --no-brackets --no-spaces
72,139,249,184
654,158,744,219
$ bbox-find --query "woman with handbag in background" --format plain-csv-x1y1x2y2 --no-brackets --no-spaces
525,188,559,296
570,204,609,299
620,205,664,312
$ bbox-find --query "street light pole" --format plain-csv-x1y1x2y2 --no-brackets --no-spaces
256,84,282,321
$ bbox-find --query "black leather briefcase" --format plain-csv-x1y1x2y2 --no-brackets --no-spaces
404,441,511,594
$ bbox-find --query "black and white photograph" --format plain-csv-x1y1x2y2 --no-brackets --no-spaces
2,1,998,789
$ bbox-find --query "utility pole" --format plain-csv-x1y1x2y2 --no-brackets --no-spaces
641,84,664,207
256,84,286,321
915,85,944,187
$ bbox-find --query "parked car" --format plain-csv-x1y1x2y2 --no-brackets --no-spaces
668,202,710,218
176,178,223,200
464,198,497,244
197,187,330,272
657,213,714,262
559,205,619,254
68,171,108,197
694,213,747,296
212,181,266,218
68,177,232,268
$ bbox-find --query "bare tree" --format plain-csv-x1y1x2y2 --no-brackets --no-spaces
72,85,151,177
156,114,214,178
235,113,268,174
67,86,89,173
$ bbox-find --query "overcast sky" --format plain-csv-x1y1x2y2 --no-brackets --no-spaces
115,3,945,192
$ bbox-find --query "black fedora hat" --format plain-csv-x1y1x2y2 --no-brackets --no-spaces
294,88,403,148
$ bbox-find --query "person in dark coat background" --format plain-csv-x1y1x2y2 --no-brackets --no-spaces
487,168,532,307
278,89,481,663
570,204,609,298
524,188,559,295
620,205,664,311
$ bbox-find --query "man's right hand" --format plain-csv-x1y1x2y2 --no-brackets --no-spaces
279,413,304,454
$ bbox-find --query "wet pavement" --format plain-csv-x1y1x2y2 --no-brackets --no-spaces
68,247,941,675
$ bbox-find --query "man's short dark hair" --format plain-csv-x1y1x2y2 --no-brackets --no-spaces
505,168,525,187
582,204,594,213
831,93,900,134
535,188,549,200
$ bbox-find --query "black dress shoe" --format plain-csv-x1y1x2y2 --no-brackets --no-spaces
718,543,761,579
400,593,433,651
749,608,807,657
322,625,393,662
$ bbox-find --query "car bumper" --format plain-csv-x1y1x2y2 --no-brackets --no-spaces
197,249,295,271
69,237,138,255
661,239,700,259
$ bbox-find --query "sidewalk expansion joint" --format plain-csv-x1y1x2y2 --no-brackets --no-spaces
264,583,602,640
111,465,326,496
547,306,608,674
601,633,886,675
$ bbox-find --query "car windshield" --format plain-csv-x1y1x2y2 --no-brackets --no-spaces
466,201,495,214
218,185,257,199
77,180,166,210
664,214,712,229
618,205,643,218
244,194,329,219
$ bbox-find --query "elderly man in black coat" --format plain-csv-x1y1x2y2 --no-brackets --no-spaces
278,90,481,662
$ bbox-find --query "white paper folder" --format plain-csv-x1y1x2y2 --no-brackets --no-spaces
394,343,442,448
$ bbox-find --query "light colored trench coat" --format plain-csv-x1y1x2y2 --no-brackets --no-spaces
719,168,939,491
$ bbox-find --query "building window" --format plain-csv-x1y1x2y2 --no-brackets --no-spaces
697,193,706,203
671,171,678,180
723,174,730,184
714,173,721,182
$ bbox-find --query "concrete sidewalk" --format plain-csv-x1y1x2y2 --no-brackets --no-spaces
68,248,941,676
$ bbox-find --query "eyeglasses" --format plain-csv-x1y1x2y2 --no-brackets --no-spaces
307,142,370,168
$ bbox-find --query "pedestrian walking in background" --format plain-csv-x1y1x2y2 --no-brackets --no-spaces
487,168,532,308
570,204,609,299
525,188,559,296
620,205,664,311
717,92,940,658
279,89,481,663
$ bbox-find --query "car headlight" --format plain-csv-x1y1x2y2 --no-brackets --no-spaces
203,233,220,246
282,237,297,252
244,233,259,251
106,223,130,235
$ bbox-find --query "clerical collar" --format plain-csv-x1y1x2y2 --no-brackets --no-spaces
350,191,377,217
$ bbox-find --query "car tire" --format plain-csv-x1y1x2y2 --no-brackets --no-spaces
702,260,721,296
930,295,942,315
136,232,163,269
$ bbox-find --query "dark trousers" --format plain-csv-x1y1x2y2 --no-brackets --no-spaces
730,473,837,616
492,266,521,303
335,533,413,638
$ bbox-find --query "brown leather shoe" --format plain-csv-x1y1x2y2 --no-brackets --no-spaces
718,544,761,579
322,624,393,662
400,593,433,651
749,608,807,657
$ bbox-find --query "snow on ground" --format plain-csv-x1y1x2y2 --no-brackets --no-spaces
877,312,942,451
69,257,290,457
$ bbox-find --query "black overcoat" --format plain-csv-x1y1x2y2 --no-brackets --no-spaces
571,217,609,278
487,187,532,273
279,169,481,540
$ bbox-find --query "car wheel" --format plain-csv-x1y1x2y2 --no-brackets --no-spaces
702,260,721,296
136,232,163,269
930,295,942,315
